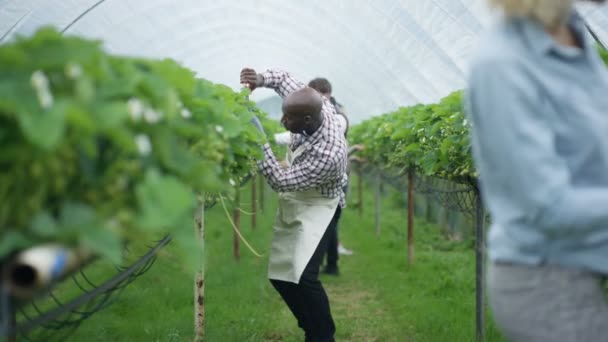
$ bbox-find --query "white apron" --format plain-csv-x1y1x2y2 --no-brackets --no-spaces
268,143,340,284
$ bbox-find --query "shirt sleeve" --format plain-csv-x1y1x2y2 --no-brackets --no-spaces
467,57,608,237
257,143,336,193
335,114,347,136
260,69,306,98
273,131,292,146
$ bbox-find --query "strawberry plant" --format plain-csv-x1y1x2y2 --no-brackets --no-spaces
0,27,278,266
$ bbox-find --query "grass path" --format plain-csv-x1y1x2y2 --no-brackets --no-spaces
51,176,504,341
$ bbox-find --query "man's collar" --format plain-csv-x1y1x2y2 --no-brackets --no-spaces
298,113,326,142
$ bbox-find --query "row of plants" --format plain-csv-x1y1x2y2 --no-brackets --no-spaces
349,91,476,183
0,27,281,266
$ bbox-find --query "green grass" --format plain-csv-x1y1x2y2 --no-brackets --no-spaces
26,175,505,341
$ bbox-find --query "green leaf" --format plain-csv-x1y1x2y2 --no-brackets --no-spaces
136,169,195,231
75,78,95,103
0,230,32,258
59,202,97,234
30,211,58,237
17,100,67,150
171,218,203,273
420,152,438,176
405,143,420,153
94,101,128,129
153,130,197,174
80,226,122,264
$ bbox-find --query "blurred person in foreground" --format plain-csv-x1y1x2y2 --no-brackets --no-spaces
466,0,608,340
242,68,347,342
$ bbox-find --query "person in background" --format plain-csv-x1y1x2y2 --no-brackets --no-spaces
466,0,608,340
308,78,361,274
242,67,347,342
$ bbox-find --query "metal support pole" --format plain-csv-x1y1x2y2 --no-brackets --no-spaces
407,169,415,266
475,190,485,342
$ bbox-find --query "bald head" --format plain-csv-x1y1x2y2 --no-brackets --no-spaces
280,87,324,134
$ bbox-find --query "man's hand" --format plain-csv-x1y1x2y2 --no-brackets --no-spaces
351,144,365,152
349,156,366,163
240,68,264,91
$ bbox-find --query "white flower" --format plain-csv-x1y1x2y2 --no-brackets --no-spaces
215,125,224,133
39,92,53,109
180,108,192,119
143,108,161,123
229,178,236,186
463,119,469,126
127,98,144,120
135,134,152,156
65,63,83,79
31,70,54,109
31,70,49,89
421,137,426,143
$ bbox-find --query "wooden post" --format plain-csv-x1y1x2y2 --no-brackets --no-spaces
251,179,257,230
375,172,381,236
475,190,486,342
258,174,265,213
357,166,363,217
194,199,205,342
233,187,241,261
407,169,415,266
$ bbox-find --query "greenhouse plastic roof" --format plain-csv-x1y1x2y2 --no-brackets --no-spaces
2,0,608,123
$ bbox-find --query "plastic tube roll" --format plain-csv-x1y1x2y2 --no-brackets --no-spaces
4,244,91,300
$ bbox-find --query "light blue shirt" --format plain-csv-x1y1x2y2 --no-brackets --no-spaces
466,13,608,274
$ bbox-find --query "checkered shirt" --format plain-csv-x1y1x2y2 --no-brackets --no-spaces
257,69,348,207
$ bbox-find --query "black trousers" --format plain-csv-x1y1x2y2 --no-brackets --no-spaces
325,206,342,268
270,208,340,342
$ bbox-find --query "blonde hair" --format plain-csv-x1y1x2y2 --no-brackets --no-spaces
489,0,575,29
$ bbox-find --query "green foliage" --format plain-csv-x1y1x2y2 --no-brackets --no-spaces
0,27,275,263
349,91,476,183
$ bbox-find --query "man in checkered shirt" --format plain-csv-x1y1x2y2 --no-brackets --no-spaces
242,67,347,342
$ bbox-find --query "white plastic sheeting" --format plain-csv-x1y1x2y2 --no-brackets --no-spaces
1,0,607,122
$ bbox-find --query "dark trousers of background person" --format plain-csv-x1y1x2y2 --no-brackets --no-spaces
270,207,340,342
324,206,342,272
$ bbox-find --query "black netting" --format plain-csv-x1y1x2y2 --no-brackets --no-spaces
0,234,171,341
413,175,478,219
357,164,479,219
